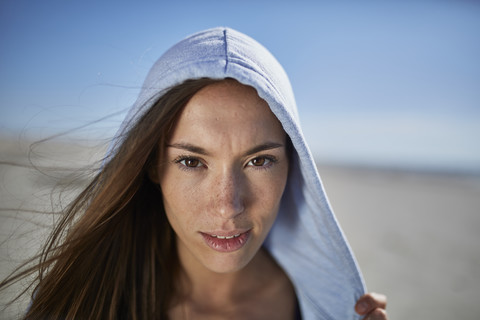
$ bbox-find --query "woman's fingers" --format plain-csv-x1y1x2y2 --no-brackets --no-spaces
363,308,388,320
355,292,388,316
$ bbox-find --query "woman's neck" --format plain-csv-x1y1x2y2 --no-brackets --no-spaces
177,247,273,307
170,245,297,319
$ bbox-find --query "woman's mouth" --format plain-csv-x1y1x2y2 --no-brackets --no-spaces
200,230,251,252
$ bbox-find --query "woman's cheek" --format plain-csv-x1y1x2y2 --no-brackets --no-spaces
164,173,207,222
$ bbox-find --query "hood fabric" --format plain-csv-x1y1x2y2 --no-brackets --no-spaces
113,27,366,320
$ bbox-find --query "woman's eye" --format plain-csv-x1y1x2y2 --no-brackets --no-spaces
248,157,271,167
178,158,203,168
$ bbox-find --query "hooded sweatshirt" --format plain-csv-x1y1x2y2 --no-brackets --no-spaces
113,27,366,320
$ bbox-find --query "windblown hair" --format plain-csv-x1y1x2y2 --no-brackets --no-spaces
1,78,223,319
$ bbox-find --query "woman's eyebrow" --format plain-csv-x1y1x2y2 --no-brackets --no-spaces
166,142,284,157
243,142,284,156
167,142,210,155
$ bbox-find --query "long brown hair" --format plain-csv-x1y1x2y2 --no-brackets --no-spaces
1,78,223,319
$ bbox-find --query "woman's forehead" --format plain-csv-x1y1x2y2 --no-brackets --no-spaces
167,80,286,150
182,80,278,123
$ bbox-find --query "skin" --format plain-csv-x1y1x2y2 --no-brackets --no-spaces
150,79,388,319
356,293,388,319
156,80,289,274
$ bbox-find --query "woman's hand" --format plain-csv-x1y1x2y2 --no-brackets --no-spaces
355,292,388,319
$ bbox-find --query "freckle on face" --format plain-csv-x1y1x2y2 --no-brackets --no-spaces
157,80,289,274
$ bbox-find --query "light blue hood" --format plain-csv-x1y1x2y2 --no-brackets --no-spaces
114,27,366,320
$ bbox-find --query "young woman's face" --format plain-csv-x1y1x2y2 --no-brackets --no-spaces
152,80,289,274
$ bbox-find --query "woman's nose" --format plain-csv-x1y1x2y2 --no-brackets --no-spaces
212,170,245,219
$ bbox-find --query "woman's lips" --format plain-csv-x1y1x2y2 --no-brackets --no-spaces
200,230,251,252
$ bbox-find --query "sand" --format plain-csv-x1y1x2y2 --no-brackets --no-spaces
318,164,480,319
1,137,479,319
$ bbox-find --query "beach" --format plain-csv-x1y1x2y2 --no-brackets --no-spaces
318,164,480,319
1,137,479,319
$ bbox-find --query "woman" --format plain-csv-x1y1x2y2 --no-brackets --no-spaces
2,27,387,319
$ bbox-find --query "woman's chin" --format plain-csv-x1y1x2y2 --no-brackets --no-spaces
200,251,255,274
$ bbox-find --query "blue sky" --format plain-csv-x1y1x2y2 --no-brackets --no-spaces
1,1,479,172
